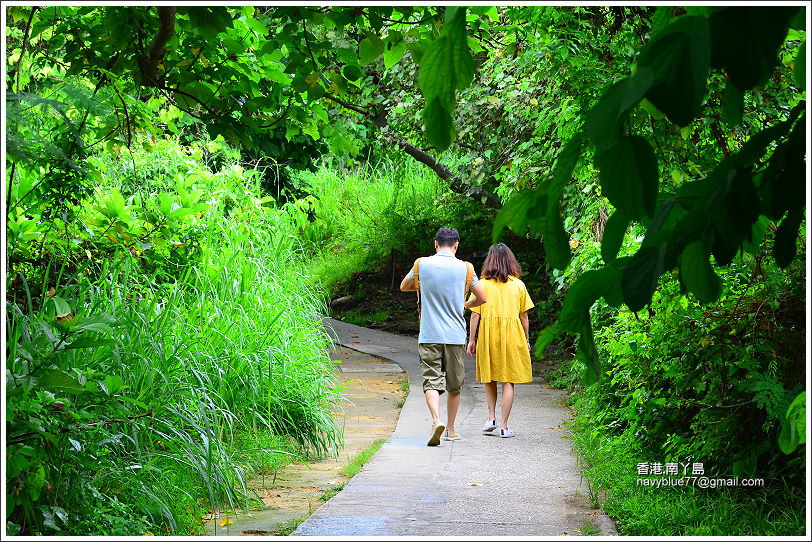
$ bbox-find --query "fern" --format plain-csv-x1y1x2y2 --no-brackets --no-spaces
736,372,794,424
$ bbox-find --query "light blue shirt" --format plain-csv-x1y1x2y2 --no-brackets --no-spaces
407,250,479,345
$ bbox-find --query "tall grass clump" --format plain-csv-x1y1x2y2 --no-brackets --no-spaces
6,138,341,536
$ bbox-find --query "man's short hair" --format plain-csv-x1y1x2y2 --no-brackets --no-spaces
435,226,460,248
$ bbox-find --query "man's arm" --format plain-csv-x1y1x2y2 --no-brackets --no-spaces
464,281,486,310
400,273,416,292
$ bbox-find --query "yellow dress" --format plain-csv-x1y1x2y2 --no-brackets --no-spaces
469,277,535,383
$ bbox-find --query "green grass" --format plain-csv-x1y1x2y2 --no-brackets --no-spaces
569,401,806,536
395,375,410,409
6,140,344,536
288,160,471,295
578,518,601,536
339,438,387,478
319,484,346,502
271,516,310,536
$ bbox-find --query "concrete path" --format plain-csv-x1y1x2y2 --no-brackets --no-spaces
293,318,617,537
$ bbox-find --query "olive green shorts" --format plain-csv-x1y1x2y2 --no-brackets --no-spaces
418,343,465,394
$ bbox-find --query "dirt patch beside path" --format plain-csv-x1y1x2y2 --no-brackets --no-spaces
205,346,404,536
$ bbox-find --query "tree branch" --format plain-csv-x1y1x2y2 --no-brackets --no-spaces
323,93,376,118
140,6,176,87
323,93,501,208
14,6,38,93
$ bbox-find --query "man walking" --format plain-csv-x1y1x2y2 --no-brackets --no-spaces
400,226,486,446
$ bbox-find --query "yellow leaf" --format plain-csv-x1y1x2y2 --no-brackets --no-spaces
219,517,233,527
487,96,501,106
144,532,154,536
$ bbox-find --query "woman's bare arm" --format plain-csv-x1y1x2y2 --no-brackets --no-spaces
519,311,530,349
467,312,480,356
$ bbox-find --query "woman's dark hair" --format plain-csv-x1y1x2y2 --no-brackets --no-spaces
481,242,521,282
435,226,460,247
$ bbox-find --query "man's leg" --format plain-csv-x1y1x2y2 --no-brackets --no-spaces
446,391,461,432
443,344,466,435
419,343,446,446
425,389,441,423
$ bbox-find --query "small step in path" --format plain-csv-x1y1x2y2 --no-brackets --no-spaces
294,318,617,536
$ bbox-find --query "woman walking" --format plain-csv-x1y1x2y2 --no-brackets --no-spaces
466,243,534,438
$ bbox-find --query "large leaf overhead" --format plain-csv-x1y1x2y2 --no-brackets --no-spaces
596,135,659,221
417,6,474,150
638,15,711,126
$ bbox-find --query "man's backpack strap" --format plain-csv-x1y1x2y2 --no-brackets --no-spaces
412,258,422,318
464,261,475,299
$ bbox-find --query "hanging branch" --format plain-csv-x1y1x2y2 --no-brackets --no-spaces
139,6,176,87
13,6,38,93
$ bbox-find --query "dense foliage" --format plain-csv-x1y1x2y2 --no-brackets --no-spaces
6,137,346,534
4,3,807,537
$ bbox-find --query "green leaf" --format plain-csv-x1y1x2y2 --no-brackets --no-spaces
446,7,474,89
407,42,426,64
492,189,545,243
74,313,116,335
679,241,722,303
50,296,71,318
712,168,760,251
586,69,654,150
596,136,659,221
541,137,583,269
559,268,616,332
622,245,667,312
601,210,630,264
548,136,583,198
774,209,803,268
638,15,710,126
540,207,571,271
793,40,806,91
779,391,806,454
710,7,800,90
649,6,673,38
721,81,744,127
417,7,473,150
359,33,384,66
422,97,452,150
103,375,124,395
38,369,85,393
576,321,600,386
384,41,407,70
418,35,454,108
534,325,561,357
342,64,363,81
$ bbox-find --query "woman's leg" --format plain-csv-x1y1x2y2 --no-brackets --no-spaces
484,381,498,421
499,382,515,429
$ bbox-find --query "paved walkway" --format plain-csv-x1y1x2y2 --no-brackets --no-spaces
293,318,617,536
